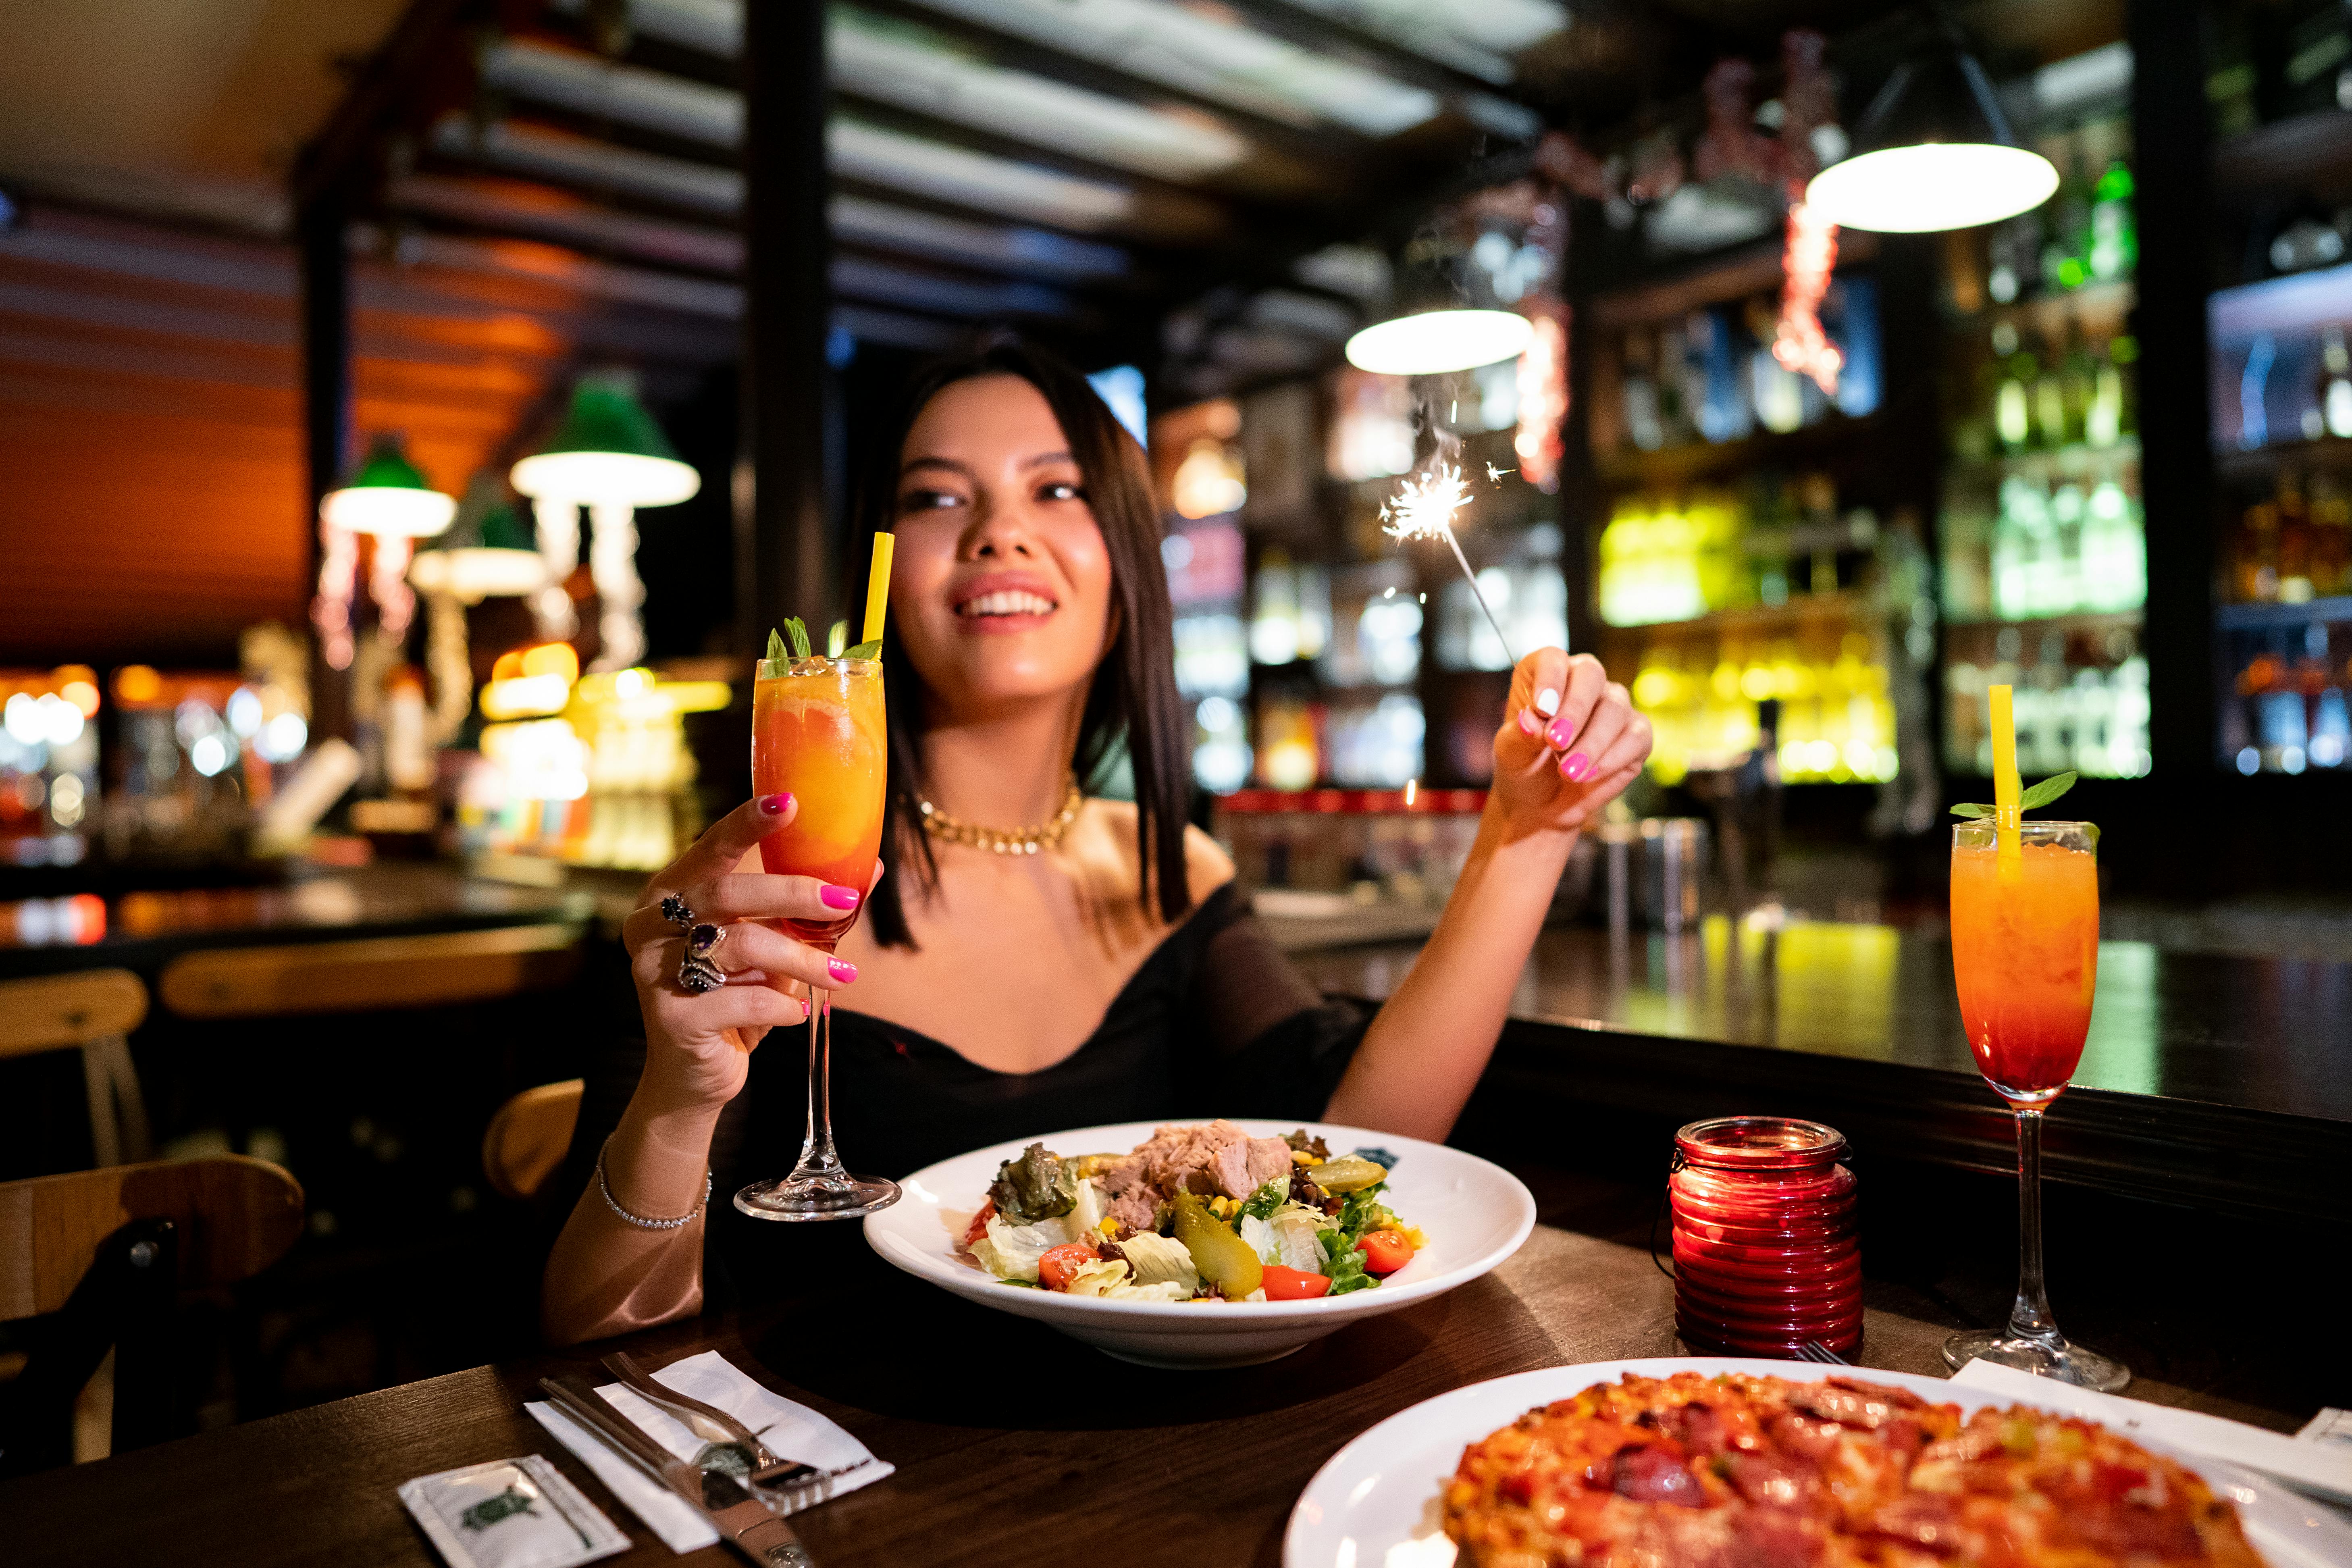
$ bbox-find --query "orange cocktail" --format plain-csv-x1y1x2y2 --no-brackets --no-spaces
752,655,884,948
1950,821,2098,1101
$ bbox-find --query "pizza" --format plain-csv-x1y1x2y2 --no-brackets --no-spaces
1442,1370,2264,1568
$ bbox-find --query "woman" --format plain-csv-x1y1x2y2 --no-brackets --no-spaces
542,339,1650,1345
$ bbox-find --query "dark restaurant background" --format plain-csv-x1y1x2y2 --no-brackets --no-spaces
3,0,2350,1464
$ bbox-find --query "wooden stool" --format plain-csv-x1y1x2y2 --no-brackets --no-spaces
0,970,152,1168
482,1079,585,1202
0,1155,304,1471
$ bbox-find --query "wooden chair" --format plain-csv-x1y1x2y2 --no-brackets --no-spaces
0,970,152,1167
156,923,584,1018
482,1079,584,1202
0,1155,304,1471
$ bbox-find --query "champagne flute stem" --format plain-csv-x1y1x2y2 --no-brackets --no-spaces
788,987,844,1184
2007,1104,2059,1342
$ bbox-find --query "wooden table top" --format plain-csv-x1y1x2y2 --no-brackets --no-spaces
0,1223,2305,1568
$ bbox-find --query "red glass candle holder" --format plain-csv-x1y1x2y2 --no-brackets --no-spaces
1670,1116,1861,1357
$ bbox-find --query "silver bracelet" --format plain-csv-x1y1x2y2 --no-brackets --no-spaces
595,1135,711,1231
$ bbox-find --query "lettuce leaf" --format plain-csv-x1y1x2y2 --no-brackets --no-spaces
1114,1231,1198,1293
989,1143,1077,1225
1317,1230,1375,1295
1238,1177,1290,1221
971,1212,1069,1282
1063,1256,1188,1301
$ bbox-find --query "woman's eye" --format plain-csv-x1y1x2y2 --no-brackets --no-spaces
1038,481,1084,503
898,488,963,512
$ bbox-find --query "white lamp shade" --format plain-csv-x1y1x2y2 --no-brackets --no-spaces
509,449,701,506
1805,144,2058,233
1345,309,1535,377
409,547,548,601
320,484,458,537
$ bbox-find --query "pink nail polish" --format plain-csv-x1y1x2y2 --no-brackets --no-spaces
820,885,860,910
827,957,858,983
1517,709,1540,738
1561,752,1592,782
758,792,793,815
1547,718,1574,749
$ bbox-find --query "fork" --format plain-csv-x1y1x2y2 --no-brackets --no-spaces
599,1352,873,1494
1793,1340,1853,1366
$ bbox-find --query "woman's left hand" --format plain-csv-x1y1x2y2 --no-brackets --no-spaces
1487,649,1652,840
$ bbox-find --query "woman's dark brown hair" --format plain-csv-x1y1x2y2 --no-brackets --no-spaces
862,336,1190,948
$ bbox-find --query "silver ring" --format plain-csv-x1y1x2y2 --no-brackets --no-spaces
687,921,727,962
676,949,723,994
660,893,695,930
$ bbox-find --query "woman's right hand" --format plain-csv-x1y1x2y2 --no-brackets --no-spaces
621,792,868,1113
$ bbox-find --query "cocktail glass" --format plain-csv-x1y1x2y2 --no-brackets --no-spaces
1943,818,2126,1389
733,652,900,1221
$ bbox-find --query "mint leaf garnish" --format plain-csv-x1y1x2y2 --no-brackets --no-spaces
843,638,882,661
782,618,811,659
2017,771,2077,810
764,627,786,664
1949,771,2077,819
827,620,847,658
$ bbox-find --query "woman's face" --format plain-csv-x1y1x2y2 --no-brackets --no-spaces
890,374,1115,721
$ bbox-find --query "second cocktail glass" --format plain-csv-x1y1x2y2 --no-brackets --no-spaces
733,651,899,1221
1944,817,2126,1390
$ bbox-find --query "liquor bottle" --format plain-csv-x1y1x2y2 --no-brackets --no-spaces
2040,129,2092,291
2088,161,2138,281
1997,351,2034,451
2236,498,2281,602
2085,334,2125,447
2321,325,2352,439
2311,470,2350,595
2082,472,2147,613
2034,329,2070,449
2062,322,2098,448
2050,481,2087,615
2276,470,2316,603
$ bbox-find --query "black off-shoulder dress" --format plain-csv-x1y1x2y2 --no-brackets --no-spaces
558,881,1370,1303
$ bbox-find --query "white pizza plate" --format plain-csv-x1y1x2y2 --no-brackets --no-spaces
1284,1356,2352,1568
862,1119,1535,1369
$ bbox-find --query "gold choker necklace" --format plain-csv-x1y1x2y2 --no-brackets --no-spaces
917,774,1083,856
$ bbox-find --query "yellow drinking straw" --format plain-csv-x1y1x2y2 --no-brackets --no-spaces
1988,682,2021,863
862,531,895,646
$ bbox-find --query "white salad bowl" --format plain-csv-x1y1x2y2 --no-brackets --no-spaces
861,1118,1537,1369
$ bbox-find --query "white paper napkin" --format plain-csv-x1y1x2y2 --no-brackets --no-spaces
526,1350,893,1555
1951,1358,2352,1508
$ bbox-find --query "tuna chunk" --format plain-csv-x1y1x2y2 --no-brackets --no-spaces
1208,1135,1297,1198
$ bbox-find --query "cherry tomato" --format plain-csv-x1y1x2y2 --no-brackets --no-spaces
962,1199,996,1250
1260,1264,1332,1300
1357,1229,1414,1275
1037,1242,1098,1291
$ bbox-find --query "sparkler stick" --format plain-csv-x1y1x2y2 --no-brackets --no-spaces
1382,462,1520,665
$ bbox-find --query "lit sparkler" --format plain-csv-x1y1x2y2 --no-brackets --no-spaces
1382,461,1518,664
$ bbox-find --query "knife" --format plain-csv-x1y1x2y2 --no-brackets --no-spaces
541,1375,817,1567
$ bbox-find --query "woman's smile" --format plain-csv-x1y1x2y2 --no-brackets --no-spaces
952,571,1061,633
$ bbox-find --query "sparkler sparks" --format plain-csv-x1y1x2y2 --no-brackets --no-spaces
1381,461,1520,664
1485,462,1516,485
1380,462,1473,545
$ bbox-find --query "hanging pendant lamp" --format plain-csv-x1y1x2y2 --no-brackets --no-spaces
509,371,700,670
1803,28,2057,233
1345,309,1535,377
320,434,457,537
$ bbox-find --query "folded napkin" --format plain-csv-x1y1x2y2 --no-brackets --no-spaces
1952,1358,2352,1508
526,1350,892,1554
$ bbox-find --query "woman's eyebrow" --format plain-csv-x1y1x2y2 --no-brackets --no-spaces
1019,451,1074,471
899,455,972,479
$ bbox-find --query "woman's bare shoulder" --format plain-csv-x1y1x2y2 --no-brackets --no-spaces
1071,799,1234,911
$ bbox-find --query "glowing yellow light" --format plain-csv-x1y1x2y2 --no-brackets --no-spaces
480,674,572,720
114,665,161,704
520,642,580,682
